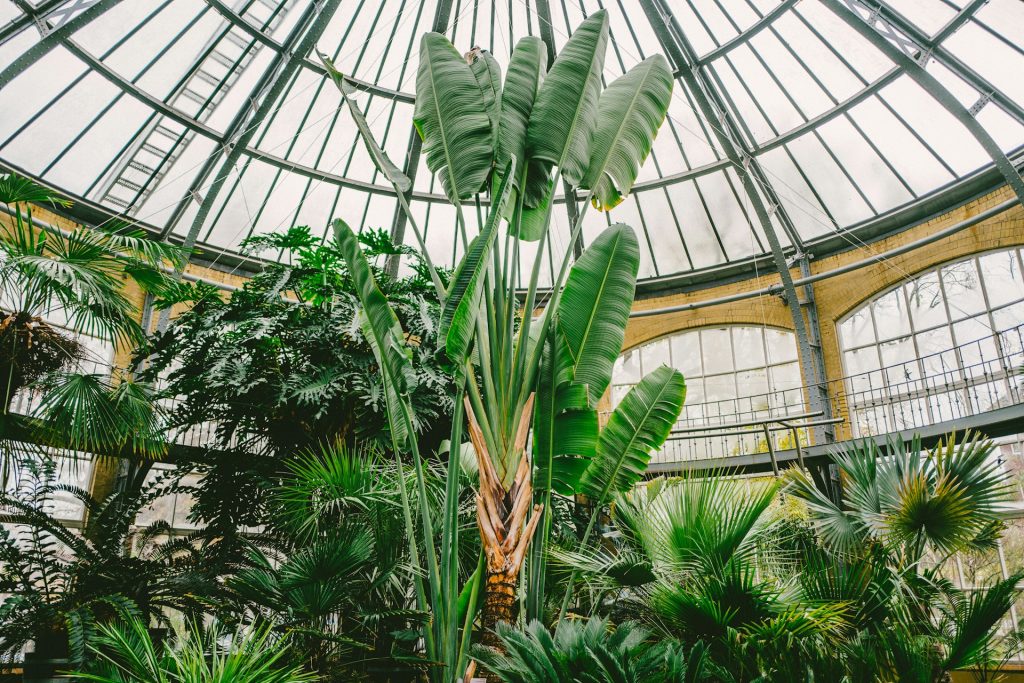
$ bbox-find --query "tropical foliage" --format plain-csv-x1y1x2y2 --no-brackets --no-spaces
71,616,315,683
0,456,217,667
0,174,183,409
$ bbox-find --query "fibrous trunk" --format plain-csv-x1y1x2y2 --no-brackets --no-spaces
465,396,543,679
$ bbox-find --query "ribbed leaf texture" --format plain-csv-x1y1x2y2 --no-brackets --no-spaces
468,48,502,151
320,54,412,194
582,55,673,211
332,219,416,448
526,9,608,186
533,328,598,496
414,32,493,202
557,222,639,405
580,365,686,499
438,159,515,362
497,37,545,185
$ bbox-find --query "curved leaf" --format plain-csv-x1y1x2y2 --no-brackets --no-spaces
320,54,412,194
332,219,416,448
497,37,545,184
438,159,515,362
526,10,609,186
557,223,639,405
533,328,598,496
580,365,685,500
582,55,674,211
468,48,502,151
414,32,493,202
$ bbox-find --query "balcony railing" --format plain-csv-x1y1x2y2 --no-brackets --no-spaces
8,323,1024,466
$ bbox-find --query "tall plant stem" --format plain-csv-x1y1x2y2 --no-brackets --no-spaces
557,501,602,621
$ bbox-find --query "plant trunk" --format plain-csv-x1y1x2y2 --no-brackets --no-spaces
481,567,517,652
466,397,543,683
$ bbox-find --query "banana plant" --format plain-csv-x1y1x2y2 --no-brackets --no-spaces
321,10,674,681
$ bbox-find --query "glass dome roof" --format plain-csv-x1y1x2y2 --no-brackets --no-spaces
0,0,1022,288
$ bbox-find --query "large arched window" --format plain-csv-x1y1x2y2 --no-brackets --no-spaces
837,247,1024,437
612,326,803,463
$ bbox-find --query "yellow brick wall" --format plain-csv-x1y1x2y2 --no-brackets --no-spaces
621,185,1024,440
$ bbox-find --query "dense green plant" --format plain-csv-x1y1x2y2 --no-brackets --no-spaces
226,440,451,681
0,175,182,411
790,433,1023,681
70,616,315,683
472,618,716,683
0,456,218,667
140,225,452,457
550,433,1024,681
136,225,454,535
320,10,676,681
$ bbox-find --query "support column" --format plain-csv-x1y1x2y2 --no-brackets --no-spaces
637,0,832,442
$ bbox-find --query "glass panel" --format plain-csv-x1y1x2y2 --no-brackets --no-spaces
731,327,765,370
700,328,734,375
979,250,1024,309
641,338,671,375
670,332,703,378
941,259,987,321
906,272,948,331
872,289,911,340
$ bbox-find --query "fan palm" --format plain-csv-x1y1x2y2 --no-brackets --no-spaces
0,174,184,409
471,617,716,683
552,475,850,680
789,433,1022,682
321,13,674,680
70,616,315,683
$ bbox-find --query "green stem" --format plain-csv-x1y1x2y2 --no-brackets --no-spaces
456,550,486,678
557,501,602,621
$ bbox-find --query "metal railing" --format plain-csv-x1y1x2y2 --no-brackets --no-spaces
9,323,1024,464
646,321,1024,465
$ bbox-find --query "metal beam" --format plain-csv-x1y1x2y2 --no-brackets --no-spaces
0,0,120,90
385,0,455,276
638,0,832,437
159,1,341,242
850,0,1024,126
821,0,1024,205
154,0,343,330
203,0,415,104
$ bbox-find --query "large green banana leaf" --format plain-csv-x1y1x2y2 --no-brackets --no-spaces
332,219,416,448
526,9,608,186
414,32,493,202
580,365,685,500
581,54,673,211
438,159,515,362
533,328,598,496
557,223,639,405
319,54,411,194
468,49,502,151
497,37,545,188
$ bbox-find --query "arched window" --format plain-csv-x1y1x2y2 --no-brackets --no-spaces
612,326,803,463
838,247,1024,437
